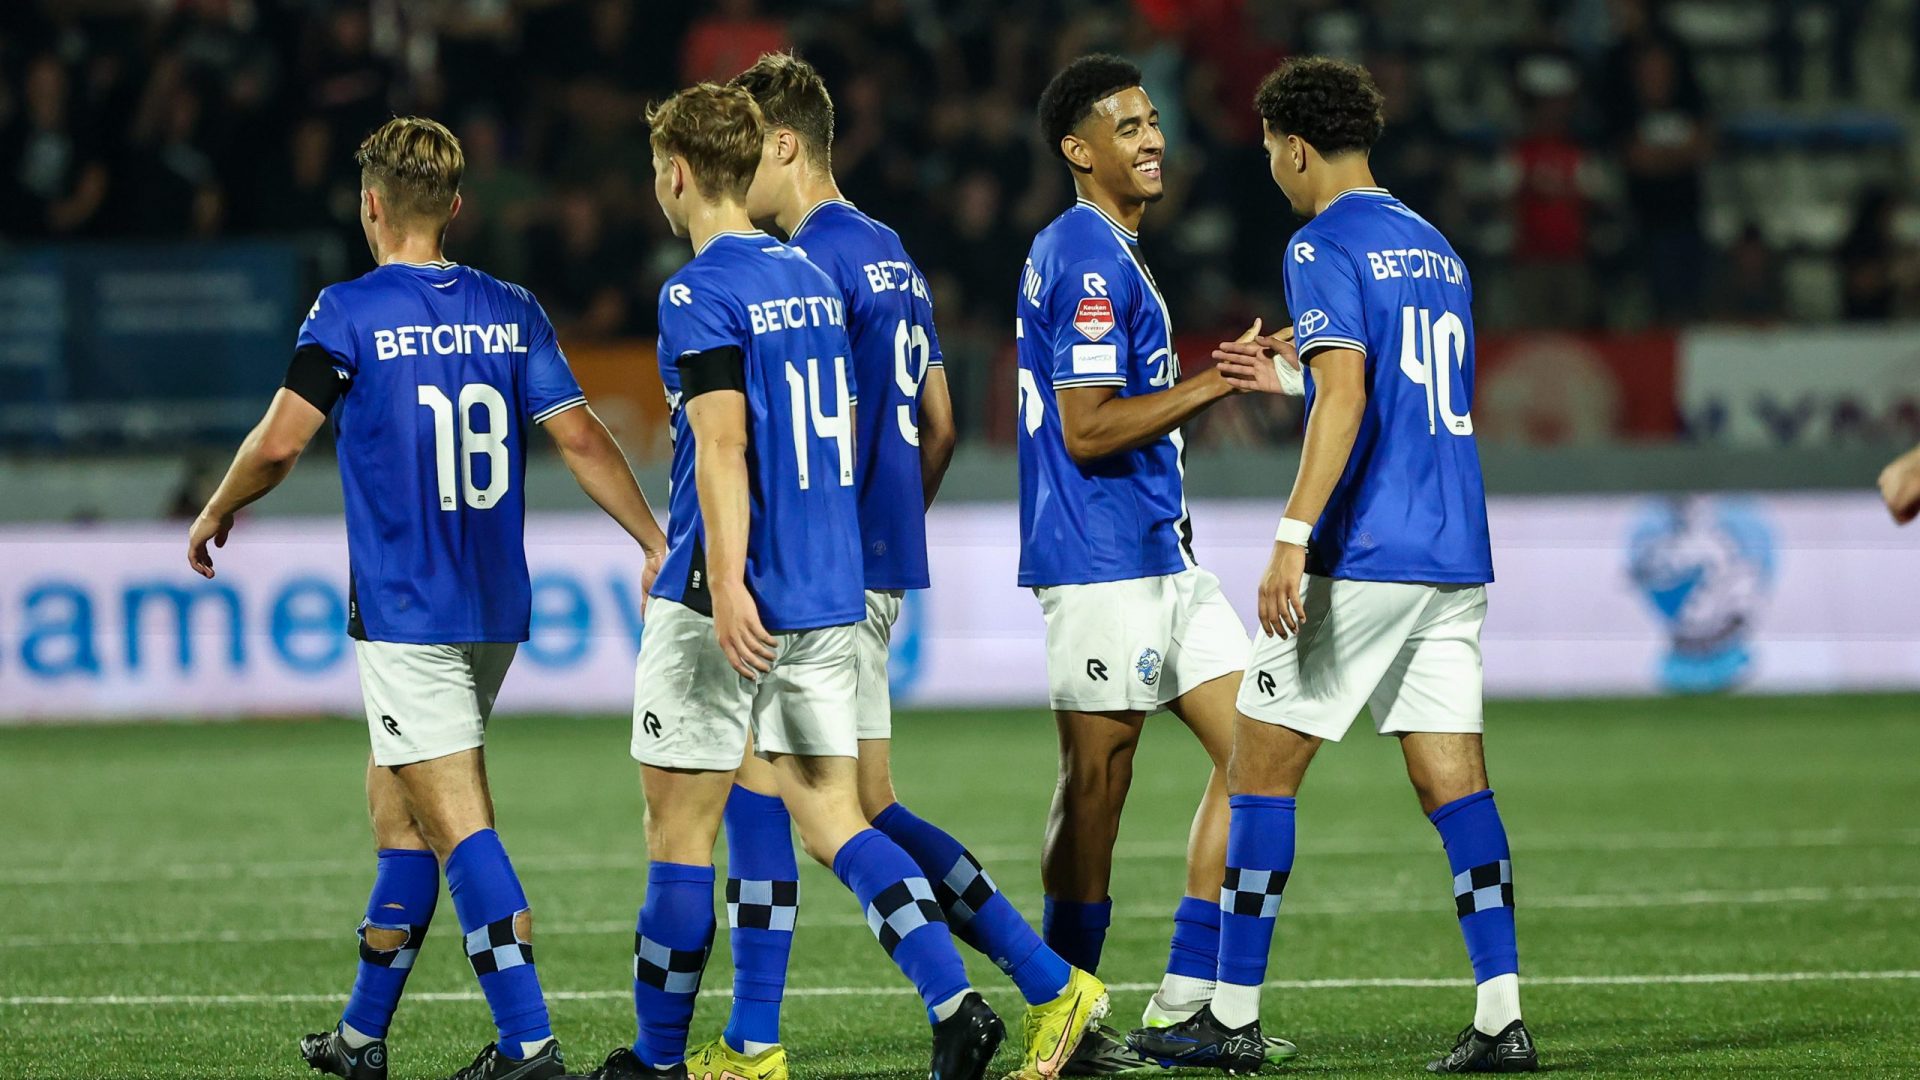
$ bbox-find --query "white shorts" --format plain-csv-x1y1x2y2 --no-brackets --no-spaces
856,590,902,741
1036,566,1251,713
354,640,517,767
630,598,859,770
1236,576,1487,742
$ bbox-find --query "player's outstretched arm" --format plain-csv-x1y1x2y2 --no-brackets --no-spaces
685,389,777,678
187,389,326,578
1215,320,1305,396
1056,366,1238,463
919,365,958,508
1259,347,1365,638
1878,443,1920,525
543,404,668,593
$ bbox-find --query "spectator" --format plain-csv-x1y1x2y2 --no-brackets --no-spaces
1708,224,1788,324
1616,40,1711,323
4,54,110,237
1838,189,1919,321
680,0,787,86
1500,59,1598,328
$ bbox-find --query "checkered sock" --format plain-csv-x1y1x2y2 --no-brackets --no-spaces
1157,895,1220,1007
340,848,437,1040
1213,795,1295,1029
1429,789,1520,1030
445,830,551,1059
831,828,971,1024
721,788,797,1053
1041,897,1111,975
874,802,1072,1006
631,862,716,1069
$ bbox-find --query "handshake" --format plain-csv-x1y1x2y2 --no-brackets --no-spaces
1213,317,1306,396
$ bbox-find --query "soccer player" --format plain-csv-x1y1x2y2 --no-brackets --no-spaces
186,117,670,1080
1126,58,1540,1074
713,52,1107,1080
1017,55,1299,1072
565,84,1003,1080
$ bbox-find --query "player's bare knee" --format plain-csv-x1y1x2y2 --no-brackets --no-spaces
362,924,411,952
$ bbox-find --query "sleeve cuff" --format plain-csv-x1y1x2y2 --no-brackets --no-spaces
531,395,588,423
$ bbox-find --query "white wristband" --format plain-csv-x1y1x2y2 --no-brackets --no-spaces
1274,517,1313,547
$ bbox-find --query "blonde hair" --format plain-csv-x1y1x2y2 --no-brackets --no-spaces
355,116,464,227
646,83,764,203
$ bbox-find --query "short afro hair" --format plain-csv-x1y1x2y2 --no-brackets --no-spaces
1038,53,1143,156
1254,57,1385,157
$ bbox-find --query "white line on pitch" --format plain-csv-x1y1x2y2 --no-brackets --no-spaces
6,970,1919,1008
7,883,1917,950
6,827,1918,887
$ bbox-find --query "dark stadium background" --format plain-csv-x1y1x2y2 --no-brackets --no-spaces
3,2,1919,1077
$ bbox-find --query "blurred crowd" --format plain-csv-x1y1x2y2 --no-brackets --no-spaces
5,0,1920,439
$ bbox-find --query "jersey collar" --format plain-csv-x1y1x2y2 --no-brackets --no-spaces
388,259,460,270
791,198,855,237
1074,198,1139,245
695,229,771,256
1322,186,1392,210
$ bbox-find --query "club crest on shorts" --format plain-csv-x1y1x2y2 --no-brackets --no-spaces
1135,647,1163,686
1073,296,1115,341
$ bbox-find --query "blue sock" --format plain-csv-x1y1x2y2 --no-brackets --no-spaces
1165,895,1221,984
722,788,798,1052
1042,897,1111,975
1430,790,1519,983
631,862,717,1068
1217,795,1295,989
831,829,971,1023
874,802,1073,1006
340,848,438,1040
445,830,551,1059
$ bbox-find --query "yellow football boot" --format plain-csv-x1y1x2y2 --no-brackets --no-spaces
684,1037,787,1080
1009,967,1110,1079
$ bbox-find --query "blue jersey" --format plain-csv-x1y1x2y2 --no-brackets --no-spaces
1284,187,1493,583
651,230,865,632
1015,199,1193,587
790,199,942,591
297,261,586,643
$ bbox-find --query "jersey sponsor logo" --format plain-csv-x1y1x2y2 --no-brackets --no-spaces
745,294,845,335
1082,271,1109,296
1255,670,1277,695
1085,658,1109,681
306,296,321,321
1022,259,1043,308
1297,309,1330,337
1071,342,1117,375
641,711,663,738
1293,241,1316,264
372,323,527,361
668,283,693,307
862,259,931,299
1073,297,1115,341
381,714,400,736
1135,647,1162,686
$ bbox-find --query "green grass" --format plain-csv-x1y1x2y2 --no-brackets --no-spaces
3,695,1918,1078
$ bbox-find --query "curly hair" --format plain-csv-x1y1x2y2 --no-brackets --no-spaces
646,83,764,202
1037,53,1142,156
1253,57,1385,156
729,52,834,170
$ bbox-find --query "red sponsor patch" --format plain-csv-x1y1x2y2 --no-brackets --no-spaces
1073,297,1115,341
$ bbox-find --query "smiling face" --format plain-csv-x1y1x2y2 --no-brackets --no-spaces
1071,85,1165,206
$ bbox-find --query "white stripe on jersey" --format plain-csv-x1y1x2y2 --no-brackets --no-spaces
1108,216,1197,570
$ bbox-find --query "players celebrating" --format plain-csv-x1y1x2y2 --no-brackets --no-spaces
1017,54,1297,1072
723,52,1108,1080
187,117,670,1080
566,84,1005,1080
1125,58,1540,1074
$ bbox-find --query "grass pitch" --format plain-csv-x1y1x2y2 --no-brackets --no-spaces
3,694,1918,1078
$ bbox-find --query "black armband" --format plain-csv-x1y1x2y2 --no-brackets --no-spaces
283,344,349,413
677,346,747,400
